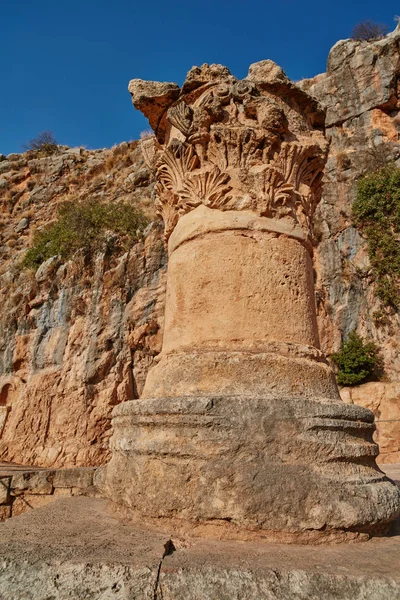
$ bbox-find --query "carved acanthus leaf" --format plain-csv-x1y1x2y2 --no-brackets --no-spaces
262,166,297,219
154,188,180,242
136,73,327,242
179,167,232,208
206,127,263,172
167,102,193,137
257,142,326,227
156,143,199,195
271,142,324,192
239,129,265,169
140,136,161,170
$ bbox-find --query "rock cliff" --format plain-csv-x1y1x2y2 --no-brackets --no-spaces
1,27,400,467
0,144,167,467
301,24,400,369
300,24,400,462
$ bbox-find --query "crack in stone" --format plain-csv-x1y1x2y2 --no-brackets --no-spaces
153,539,176,600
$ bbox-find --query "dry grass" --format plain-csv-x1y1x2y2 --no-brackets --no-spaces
336,152,351,171
85,163,105,180
140,130,154,140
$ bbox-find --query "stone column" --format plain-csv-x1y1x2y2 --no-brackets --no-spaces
105,62,400,542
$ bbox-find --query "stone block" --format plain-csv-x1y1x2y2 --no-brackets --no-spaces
53,488,72,497
93,466,106,490
11,471,53,495
0,505,11,521
0,477,10,504
0,497,400,599
53,468,94,490
107,395,400,541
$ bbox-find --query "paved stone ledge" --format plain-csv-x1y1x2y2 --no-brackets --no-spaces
0,496,400,599
0,463,99,520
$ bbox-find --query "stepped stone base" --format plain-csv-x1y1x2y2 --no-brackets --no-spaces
142,348,339,400
105,395,400,541
1,497,400,600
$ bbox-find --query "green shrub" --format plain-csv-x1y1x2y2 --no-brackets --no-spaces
22,199,148,269
352,164,400,309
331,331,382,386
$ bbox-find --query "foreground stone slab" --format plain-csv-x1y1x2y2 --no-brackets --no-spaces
0,497,400,599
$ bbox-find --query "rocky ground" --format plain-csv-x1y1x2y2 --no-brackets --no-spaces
1,27,400,467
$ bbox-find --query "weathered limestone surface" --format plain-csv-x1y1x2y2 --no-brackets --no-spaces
108,395,399,540
299,26,400,376
1,497,400,599
105,60,400,540
0,144,167,468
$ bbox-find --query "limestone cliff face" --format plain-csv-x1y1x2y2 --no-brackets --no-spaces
0,144,167,467
300,26,400,371
1,28,400,467
299,26,400,463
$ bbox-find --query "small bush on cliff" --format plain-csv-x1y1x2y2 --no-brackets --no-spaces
331,331,382,386
22,131,59,156
351,20,388,41
352,164,400,309
22,199,148,269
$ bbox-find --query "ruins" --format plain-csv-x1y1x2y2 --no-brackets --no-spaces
105,61,400,540
2,46,400,599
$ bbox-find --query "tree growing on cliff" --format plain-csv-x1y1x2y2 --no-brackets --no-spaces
331,332,382,386
22,131,59,156
352,164,400,309
351,20,388,41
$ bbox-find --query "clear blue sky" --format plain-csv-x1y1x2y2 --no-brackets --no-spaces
1,0,399,154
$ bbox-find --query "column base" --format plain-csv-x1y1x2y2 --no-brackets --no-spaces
142,348,339,399
105,395,400,542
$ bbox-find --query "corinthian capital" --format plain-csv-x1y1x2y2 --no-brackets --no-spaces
129,61,328,242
